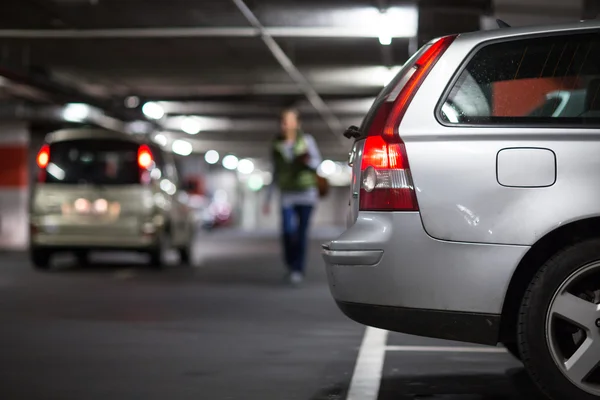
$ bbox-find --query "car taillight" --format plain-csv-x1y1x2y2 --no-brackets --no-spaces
360,34,456,211
37,144,50,168
138,144,153,169
36,144,50,182
138,144,154,185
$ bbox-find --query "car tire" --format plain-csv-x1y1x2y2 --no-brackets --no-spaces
75,250,90,266
148,231,168,269
30,249,51,270
179,246,190,265
503,342,522,361
518,239,600,400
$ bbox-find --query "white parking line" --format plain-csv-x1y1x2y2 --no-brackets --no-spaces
385,345,507,353
346,327,388,400
346,328,509,400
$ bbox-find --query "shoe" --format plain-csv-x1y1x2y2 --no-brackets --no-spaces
289,271,304,285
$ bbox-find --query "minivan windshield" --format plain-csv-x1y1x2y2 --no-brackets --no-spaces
45,139,141,185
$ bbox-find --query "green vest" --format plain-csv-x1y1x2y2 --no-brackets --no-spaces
273,133,317,192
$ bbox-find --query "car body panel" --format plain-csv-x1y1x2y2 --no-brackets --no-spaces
397,31,600,246
324,212,528,314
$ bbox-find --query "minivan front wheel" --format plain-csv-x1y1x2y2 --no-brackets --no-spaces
519,239,600,400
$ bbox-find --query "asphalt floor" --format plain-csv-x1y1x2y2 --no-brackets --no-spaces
0,228,544,400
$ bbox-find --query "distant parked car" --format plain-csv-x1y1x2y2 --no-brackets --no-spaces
30,128,195,269
323,21,600,400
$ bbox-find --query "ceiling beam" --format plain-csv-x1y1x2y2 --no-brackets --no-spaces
232,0,344,143
0,26,416,39
161,115,362,134
158,98,375,117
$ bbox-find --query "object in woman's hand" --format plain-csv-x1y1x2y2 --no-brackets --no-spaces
295,153,310,165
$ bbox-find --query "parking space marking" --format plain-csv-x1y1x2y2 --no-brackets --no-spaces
347,327,388,400
385,345,507,353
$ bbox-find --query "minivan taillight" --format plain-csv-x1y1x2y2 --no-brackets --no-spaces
36,144,50,182
138,145,154,169
359,34,456,211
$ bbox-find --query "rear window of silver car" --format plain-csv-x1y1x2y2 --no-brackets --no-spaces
439,31,600,125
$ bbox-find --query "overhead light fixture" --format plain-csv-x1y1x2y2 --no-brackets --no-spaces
222,155,239,170
181,116,201,135
153,133,168,147
378,11,393,46
62,103,90,122
237,159,254,175
125,96,140,108
379,35,392,46
248,174,264,191
142,102,165,120
204,150,220,165
319,159,337,176
172,139,193,156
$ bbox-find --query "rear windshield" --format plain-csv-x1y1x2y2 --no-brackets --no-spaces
45,139,141,185
358,43,432,138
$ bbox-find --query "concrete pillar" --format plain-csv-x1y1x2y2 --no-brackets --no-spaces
0,121,29,250
417,0,490,47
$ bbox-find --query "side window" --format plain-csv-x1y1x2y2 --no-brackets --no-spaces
440,31,600,125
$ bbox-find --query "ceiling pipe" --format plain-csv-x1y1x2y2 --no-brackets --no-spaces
231,0,345,143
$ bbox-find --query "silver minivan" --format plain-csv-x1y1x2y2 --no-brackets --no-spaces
30,128,194,269
323,21,600,399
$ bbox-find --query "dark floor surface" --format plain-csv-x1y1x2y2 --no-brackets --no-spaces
0,229,543,400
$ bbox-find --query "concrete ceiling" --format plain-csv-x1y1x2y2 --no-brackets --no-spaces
0,0,590,161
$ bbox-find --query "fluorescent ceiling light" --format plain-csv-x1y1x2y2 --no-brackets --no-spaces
142,102,165,120
172,139,193,156
204,150,220,164
319,160,337,176
153,133,168,147
222,155,239,170
181,116,201,135
237,159,254,175
62,103,90,122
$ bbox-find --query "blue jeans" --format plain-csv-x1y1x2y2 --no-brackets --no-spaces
281,204,314,274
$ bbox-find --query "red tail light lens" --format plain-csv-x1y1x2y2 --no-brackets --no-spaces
359,136,417,211
36,144,50,182
360,35,456,211
36,144,50,169
138,145,154,169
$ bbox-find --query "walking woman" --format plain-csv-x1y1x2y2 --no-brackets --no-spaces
264,107,323,285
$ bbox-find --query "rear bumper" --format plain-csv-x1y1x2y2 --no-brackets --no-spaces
337,301,500,345
30,215,162,250
322,212,529,344
31,235,157,250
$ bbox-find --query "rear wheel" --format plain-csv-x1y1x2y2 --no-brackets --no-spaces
148,230,169,269
519,239,600,400
30,249,51,270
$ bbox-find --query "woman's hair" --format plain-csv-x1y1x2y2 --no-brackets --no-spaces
281,107,300,118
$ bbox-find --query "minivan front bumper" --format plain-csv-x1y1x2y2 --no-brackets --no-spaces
322,212,529,345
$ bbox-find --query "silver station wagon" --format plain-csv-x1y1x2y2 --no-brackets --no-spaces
323,20,600,400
